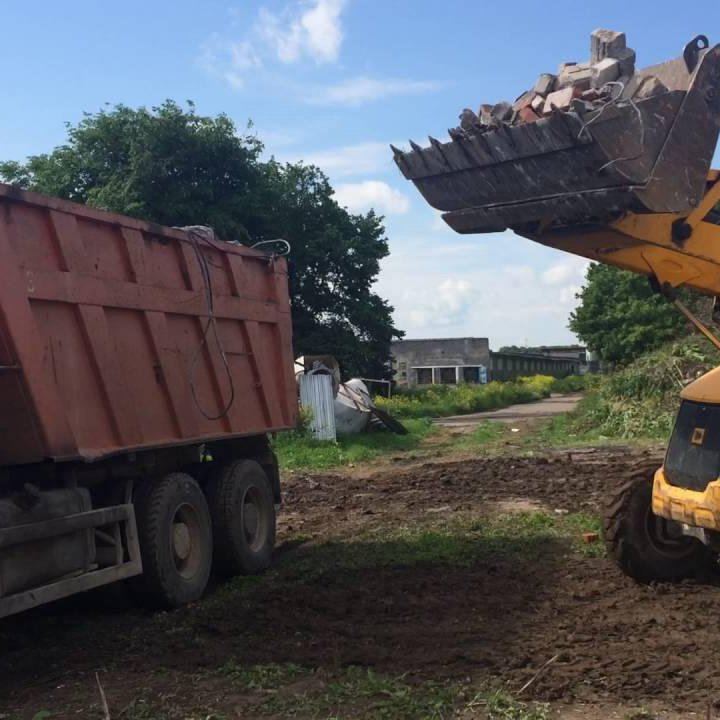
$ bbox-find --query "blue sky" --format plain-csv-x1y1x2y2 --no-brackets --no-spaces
2,0,720,348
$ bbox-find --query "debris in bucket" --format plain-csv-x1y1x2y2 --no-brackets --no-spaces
449,28,648,139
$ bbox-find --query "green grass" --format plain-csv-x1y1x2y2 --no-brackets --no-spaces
262,510,605,587
274,417,434,471
450,421,506,450
256,665,455,719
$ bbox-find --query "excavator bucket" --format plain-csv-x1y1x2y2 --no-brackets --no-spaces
394,36,720,235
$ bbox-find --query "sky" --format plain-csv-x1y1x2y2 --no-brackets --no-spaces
2,0,720,349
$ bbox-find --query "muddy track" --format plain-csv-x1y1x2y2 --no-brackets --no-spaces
5,448,720,717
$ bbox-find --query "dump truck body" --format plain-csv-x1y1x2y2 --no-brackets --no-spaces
0,184,296,617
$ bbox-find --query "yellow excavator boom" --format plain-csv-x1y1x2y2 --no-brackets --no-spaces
518,170,720,297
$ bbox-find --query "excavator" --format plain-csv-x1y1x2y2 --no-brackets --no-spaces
394,32,720,582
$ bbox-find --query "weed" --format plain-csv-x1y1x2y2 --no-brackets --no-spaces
218,661,304,689
468,688,550,720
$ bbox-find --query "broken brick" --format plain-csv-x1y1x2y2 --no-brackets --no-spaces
531,94,546,113
543,87,575,114
613,47,636,77
633,75,668,100
591,28,626,63
591,57,620,88
534,73,556,97
518,105,540,123
512,90,536,112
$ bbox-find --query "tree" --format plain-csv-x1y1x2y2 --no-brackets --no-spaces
569,264,695,365
0,101,401,377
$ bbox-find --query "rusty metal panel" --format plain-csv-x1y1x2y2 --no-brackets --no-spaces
0,184,297,466
298,374,336,441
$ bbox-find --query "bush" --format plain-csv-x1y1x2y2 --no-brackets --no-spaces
567,337,720,440
375,375,570,419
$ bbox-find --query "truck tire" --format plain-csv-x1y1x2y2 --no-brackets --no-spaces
131,473,212,608
603,465,708,582
206,460,276,576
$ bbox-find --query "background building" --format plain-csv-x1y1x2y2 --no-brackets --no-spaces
391,338,585,387
391,338,490,387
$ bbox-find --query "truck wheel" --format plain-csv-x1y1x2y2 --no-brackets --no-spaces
132,473,212,608
603,466,708,582
206,460,276,576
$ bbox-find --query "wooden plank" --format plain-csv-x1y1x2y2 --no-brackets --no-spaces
77,304,143,446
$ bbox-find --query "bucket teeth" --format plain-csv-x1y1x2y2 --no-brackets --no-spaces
409,140,423,153
390,144,404,159
428,136,443,150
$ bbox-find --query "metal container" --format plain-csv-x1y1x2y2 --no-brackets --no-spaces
394,36,720,234
0,184,297,467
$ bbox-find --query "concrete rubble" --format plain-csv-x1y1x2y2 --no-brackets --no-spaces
451,29,668,138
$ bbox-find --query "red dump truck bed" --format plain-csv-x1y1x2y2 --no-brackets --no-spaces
0,183,297,467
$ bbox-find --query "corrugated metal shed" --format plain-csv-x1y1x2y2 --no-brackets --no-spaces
298,374,337,441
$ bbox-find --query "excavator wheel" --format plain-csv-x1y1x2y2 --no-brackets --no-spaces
603,464,710,582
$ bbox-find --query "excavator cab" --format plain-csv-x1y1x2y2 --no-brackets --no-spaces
395,31,720,583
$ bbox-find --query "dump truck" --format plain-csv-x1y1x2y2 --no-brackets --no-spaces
0,185,296,618
395,32,720,581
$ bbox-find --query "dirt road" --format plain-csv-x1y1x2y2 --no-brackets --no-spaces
434,393,582,426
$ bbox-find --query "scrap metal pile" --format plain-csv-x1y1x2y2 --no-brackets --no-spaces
393,31,720,235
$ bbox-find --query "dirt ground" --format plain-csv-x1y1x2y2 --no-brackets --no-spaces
3,443,720,719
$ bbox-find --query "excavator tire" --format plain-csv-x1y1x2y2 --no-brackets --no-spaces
603,463,709,583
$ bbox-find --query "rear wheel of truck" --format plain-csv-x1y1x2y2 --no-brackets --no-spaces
603,465,708,582
131,473,212,608
206,460,276,576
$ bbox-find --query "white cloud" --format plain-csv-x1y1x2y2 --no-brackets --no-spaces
201,0,346,89
375,232,587,347
334,181,410,215
258,0,345,64
407,278,474,329
284,141,395,178
308,77,441,106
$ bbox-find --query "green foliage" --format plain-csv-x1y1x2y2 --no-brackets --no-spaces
549,374,586,393
0,101,400,377
377,376,558,419
561,336,720,440
569,264,702,365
